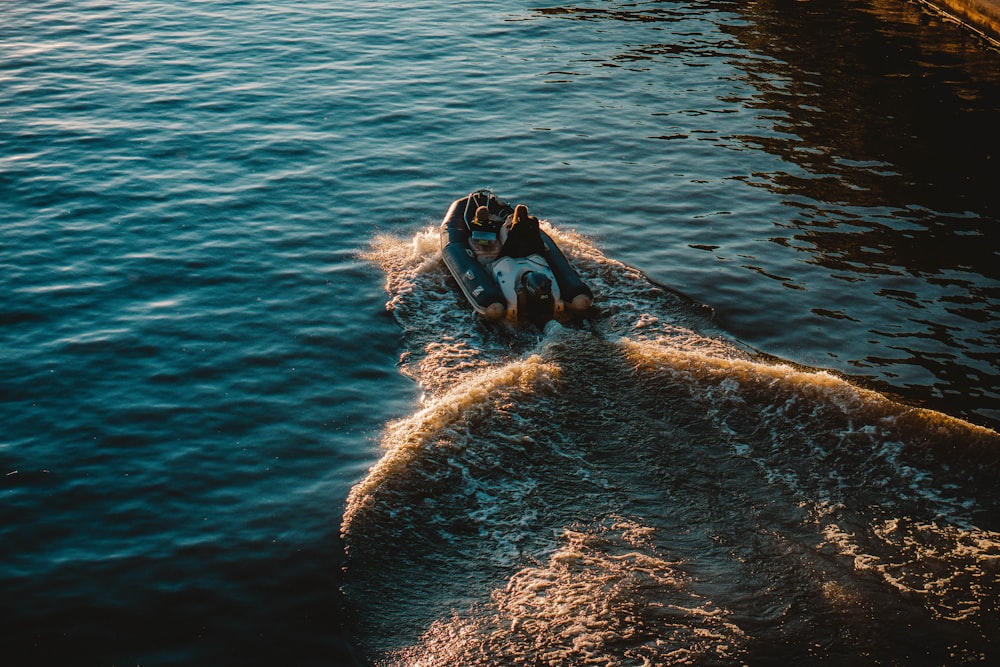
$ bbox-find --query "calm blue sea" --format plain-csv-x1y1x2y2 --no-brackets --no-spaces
2,1,998,665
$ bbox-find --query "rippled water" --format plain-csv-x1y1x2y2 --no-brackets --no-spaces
2,1,998,665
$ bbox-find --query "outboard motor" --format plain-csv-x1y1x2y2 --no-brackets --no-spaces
516,270,554,323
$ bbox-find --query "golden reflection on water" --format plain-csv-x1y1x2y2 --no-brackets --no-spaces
822,518,1000,624
390,519,747,667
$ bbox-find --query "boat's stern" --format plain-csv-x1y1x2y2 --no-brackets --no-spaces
491,255,563,324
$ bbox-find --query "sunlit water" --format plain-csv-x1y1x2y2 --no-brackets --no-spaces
2,1,998,665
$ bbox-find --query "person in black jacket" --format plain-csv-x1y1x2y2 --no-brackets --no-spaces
499,204,546,258
471,205,491,229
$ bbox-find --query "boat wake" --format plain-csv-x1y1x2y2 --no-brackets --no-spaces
346,223,1000,665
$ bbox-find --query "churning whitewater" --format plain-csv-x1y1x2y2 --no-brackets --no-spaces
343,223,999,666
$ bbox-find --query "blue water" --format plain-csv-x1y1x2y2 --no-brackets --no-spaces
2,1,998,665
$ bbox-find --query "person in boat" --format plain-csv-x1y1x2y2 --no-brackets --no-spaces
471,205,491,229
499,204,546,258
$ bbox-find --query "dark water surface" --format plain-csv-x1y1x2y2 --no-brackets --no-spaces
2,1,998,665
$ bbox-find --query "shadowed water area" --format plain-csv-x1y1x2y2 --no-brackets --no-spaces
1,0,998,665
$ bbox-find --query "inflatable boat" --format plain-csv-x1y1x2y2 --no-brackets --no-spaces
440,190,593,324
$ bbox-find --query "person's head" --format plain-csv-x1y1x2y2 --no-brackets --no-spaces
512,204,529,224
474,206,490,224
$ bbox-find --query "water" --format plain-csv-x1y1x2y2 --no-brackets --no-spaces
2,1,998,665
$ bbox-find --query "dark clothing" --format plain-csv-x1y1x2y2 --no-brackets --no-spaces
500,216,546,258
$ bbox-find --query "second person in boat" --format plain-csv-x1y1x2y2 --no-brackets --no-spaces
499,204,546,258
